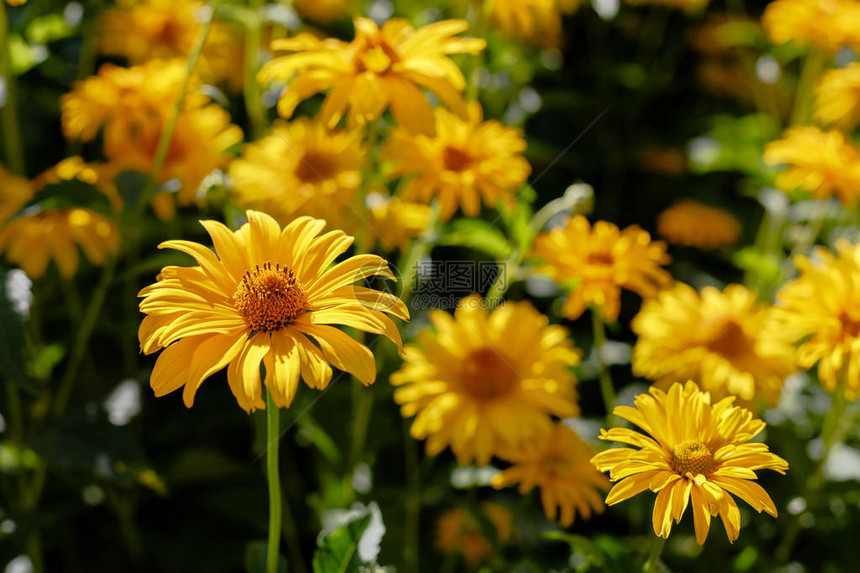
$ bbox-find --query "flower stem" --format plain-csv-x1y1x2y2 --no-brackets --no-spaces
266,390,283,573
790,49,828,126
403,418,420,573
591,308,617,424
486,250,522,308
642,536,666,573
0,0,25,175
244,0,266,140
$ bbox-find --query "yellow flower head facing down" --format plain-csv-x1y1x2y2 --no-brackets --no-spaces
435,502,513,568
763,126,860,208
384,104,531,221
391,295,581,465
657,201,742,249
0,208,119,279
0,167,34,225
531,216,672,322
229,118,365,227
492,423,608,527
763,0,860,53
591,381,788,545
138,211,408,412
632,283,796,405
814,63,860,131
775,240,860,398
258,17,486,135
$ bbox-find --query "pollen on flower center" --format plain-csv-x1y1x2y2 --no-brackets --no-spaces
459,347,520,401
705,319,750,358
233,262,308,332
672,440,716,476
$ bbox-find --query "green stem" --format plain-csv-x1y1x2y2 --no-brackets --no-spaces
403,418,420,573
356,120,381,253
790,50,828,126
591,308,617,424
0,0,25,175
266,390,283,573
349,383,374,472
280,487,309,573
396,204,440,305
244,0,266,140
464,0,491,102
486,250,522,308
134,0,219,214
642,536,666,573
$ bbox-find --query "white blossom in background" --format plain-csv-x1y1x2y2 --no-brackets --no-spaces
6,270,33,317
104,379,142,426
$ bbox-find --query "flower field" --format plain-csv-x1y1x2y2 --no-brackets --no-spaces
2,0,860,572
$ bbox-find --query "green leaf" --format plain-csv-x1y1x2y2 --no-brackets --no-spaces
26,178,114,216
689,113,781,180
245,540,288,573
312,514,371,573
543,531,607,570
436,219,512,260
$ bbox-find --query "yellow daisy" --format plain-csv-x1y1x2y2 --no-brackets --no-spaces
0,166,34,225
762,0,860,52
487,0,576,47
366,194,433,252
814,63,860,131
657,200,742,249
591,381,788,545
295,0,352,23
229,118,365,227
258,16,486,135
0,208,119,279
531,216,672,322
492,423,608,527
384,104,531,221
138,210,407,412
632,283,796,405
435,502,513,568
34,157,123,213
763,126,860,207
775,240,860,399
391,295,580,465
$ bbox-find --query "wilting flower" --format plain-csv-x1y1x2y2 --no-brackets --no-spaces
632,283,796,405
294,0,351,23
592,381,788,545
258,17,485,135
657,200,742,249
763,126,860,207
531,216,671,322
366,194,433,252
492,423,608,527
486,0,579,47
0,167,34,224
435,503,513,568
762,0,860,52
0,208,119,279
229,118,364,228
814,63,860,131
138,211,407,411
775,240,860,398
391,295,580,465
384,103,530,221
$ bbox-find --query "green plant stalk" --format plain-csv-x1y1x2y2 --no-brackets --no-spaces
244,0,266,140
464,0,492,102
134,0,219,214
349,381,374,472
790,49,828,126
403,418,420,573
397,204,440,305
486,250,522,308
591,308,617,424
642,536,666,573
0,0,25,175
355,119,381,253
266,390,283,573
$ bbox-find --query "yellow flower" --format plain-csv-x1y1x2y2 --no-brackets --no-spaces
384,104,531,221
0,208,119,279
391,295,580,465
5,0,26,5
0,166,34,225
492,423,608,527
775,240,860,399
34,157,123,213
487,0,579,47
531,216,672,322
591,381,788,545
295,0,352,23
229,118,364,228
435,502,513,568
763,0,860,52
366,194,433,252
258,17,485,135
624,0,708,12
763,126,860,207
632,283,796,405
138,211,407,412
657,200,742,249
814,63,860,131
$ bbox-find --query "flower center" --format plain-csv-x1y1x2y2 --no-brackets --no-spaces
705,319,749,359
233,262,307,332
458,348,520,401
295,150,340,184
839,311,860,338
586,252,615,266
672,440,715,476
356,41,399,74
442,146,475,172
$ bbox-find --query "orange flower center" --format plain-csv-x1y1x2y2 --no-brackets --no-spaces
705,319,749,359
586,251,615,267
233,262,307,332
295,150,339,184
672,440,715,476
839,311,860,338
356,41,400,74
458,348,520,401
442,145,475,172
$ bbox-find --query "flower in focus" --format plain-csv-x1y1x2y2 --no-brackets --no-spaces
591,381,788,545
814,63,860,131
391,295,580,465
295,0,352,23
531,216,672,322
0,166,34,224
229,118,364,229
258,17,486,135
657,200,742,249
763,126,860,207
632,283,796,405
384,104,530,221
492,423,608,527
775,240,860,399
435,503,513,568
762,0,860,52
0,208,119,279
366,194,433,252
138,211,407,412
